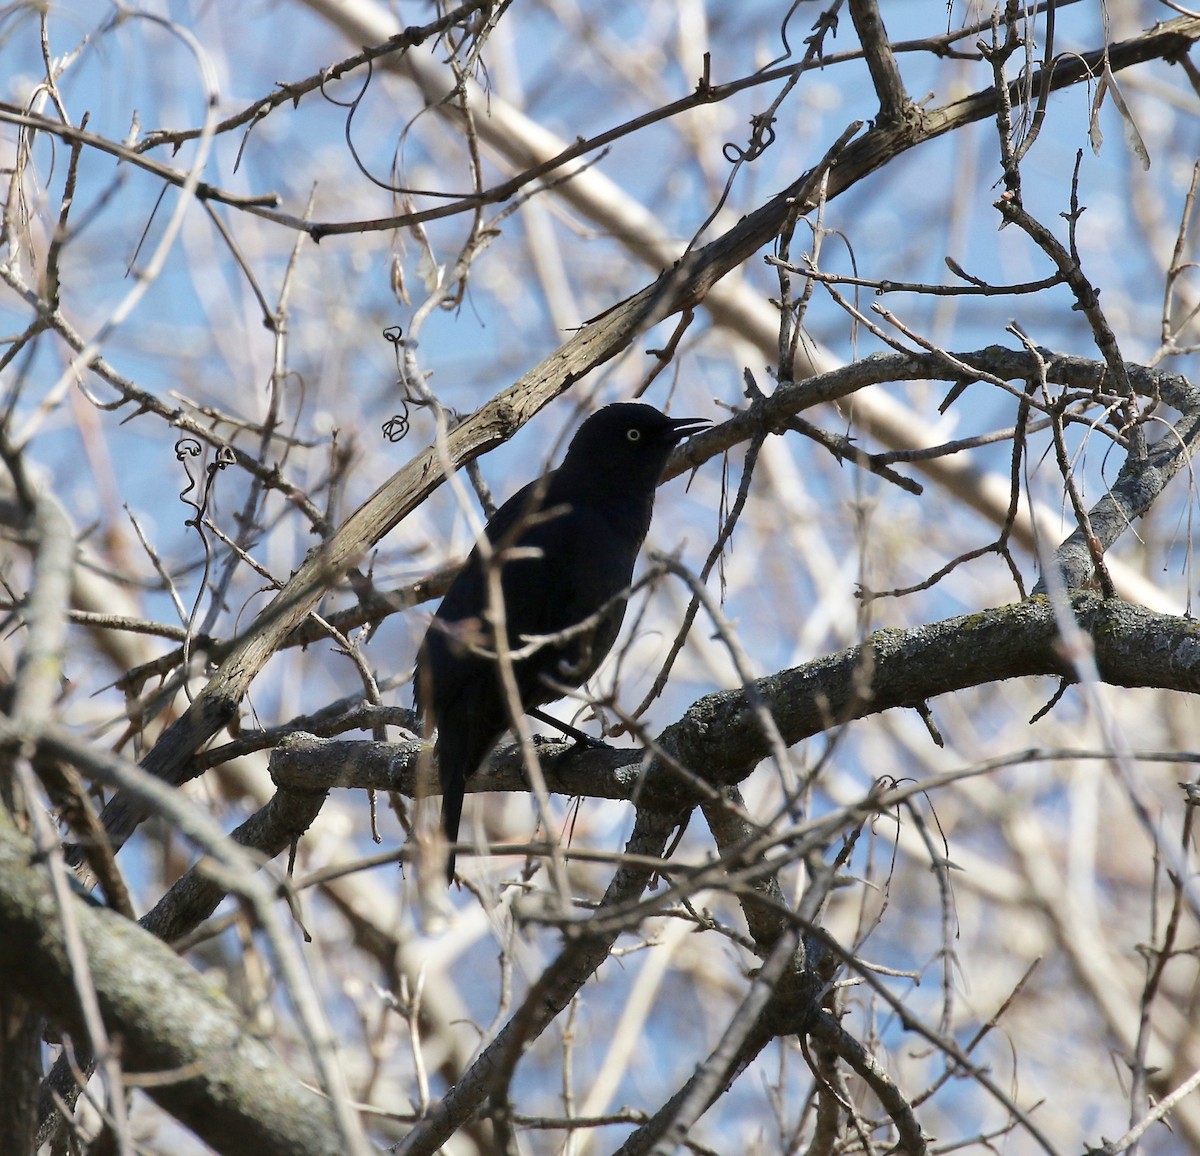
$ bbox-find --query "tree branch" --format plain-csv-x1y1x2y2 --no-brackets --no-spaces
0,817,356,1156
849,0,917,127
270,595,1200,821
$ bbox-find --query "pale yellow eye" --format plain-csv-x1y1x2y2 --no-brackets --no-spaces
626,428,641,442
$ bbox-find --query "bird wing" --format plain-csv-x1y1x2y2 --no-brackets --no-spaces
497,499,642,698
415,474,557,721
416,475,643,720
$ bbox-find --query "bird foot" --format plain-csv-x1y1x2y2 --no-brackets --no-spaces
527,707,607,749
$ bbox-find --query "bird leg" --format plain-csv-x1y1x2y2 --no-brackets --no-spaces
526,707,608,749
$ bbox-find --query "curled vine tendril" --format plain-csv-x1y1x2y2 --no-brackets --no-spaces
175,437,204,525
723,112,778,163
381,325,412,442
174,437,236,697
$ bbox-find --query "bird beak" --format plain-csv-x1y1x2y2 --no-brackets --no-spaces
666,416,712,442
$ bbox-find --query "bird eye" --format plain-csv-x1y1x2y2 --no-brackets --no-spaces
626,428,641,442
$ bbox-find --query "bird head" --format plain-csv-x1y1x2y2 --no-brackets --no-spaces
557,402,710,494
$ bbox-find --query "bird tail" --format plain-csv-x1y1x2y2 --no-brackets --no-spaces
435,714,498,884
438,736,466,883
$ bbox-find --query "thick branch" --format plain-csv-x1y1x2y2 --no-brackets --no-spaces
0,819,352,1156
678,346,1200,593
272,595,1200,816
849,0,917,126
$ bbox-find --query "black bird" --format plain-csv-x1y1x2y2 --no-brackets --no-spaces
414,402,709,880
